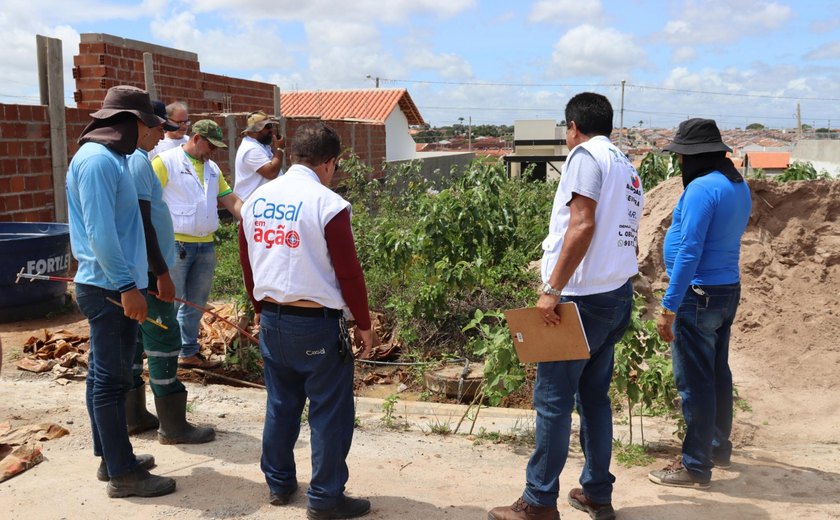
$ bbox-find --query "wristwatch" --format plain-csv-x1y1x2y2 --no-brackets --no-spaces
541,283,562,297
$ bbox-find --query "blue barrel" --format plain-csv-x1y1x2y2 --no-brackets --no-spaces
0,222,71,323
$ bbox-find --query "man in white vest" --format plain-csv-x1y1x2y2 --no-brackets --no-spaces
234,110,285,201
490,93,644,520
150,101,189,159
151,119,243,369
240,122,377,519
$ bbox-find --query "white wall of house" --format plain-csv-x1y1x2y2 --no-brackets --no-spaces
792,140,840,177
385,108,416,161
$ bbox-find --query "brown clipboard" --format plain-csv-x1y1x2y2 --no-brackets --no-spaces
504,303,590,363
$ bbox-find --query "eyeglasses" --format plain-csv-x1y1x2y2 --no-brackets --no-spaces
172,119,191,127
263,123,274,130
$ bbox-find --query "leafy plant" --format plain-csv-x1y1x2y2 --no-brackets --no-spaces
611,293,681,444
637,152,681,191
776,161,832,182
612,439,654,467
462,309,525,406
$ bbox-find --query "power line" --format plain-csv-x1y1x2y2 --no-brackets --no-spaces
625,82,840,102
379,77,614,89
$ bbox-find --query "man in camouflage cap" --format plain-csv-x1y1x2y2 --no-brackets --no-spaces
152,120,243,374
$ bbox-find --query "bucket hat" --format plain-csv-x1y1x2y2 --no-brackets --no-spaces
192,119,227,148
242,110,279,134
90,85,164,128
663,118,732,155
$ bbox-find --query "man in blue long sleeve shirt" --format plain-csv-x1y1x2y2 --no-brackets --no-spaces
649,118,751,490
66,85,176,498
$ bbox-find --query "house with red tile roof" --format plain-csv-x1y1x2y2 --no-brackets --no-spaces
280,89,424,162
744,151,791,176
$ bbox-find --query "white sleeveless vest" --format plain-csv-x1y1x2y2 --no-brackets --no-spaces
242,164,353,316
157,146,221,237
541,135,644,296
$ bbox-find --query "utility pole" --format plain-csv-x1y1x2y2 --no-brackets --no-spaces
468,116,472,152
366,75,380,88
796,102,802,139
619,79,626,151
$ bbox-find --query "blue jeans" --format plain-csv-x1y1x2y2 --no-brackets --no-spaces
672,283,740,481
524,279,633,507
76,283,143,478
259,308,355,510
170,241,216,358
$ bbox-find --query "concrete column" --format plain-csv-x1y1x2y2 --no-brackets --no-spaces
36,35,68,223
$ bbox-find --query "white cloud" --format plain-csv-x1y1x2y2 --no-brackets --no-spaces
529,0,604,25
150,11,295,71
805,41,840,61
662,0,792,44
405,49,474,80
551,24,647,78
191,0,475,23
672,46,697,63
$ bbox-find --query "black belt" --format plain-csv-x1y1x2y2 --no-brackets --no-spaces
260,301,342,319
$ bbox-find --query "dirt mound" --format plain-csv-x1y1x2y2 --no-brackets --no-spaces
637,177,840,444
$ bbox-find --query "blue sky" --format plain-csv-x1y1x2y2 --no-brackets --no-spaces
1,0,839,129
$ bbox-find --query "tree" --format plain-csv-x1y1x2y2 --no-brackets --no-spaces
746,123,765,130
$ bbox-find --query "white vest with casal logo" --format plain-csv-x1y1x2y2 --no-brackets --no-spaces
242,164,352,316
157,146,221,237
541,135,644,296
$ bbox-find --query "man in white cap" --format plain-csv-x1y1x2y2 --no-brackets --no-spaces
66,85,176,498
234,110,285,201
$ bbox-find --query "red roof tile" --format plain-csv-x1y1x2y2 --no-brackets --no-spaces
745,151,790,169
279,89,425,125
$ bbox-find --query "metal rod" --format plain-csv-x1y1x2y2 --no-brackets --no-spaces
15,268,257,343
105,297,169,330
190,368,266,389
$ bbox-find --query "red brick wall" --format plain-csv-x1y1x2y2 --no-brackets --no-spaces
73,40,275,114
0,104,53,222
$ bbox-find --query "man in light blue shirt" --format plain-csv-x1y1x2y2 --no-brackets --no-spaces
125,101,215,445
66,85,176,498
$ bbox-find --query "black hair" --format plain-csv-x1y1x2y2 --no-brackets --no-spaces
565,92,614,137
290,122,341,167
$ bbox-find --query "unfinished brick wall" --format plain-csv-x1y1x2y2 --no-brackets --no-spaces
73,34,275,114
0,104,53,222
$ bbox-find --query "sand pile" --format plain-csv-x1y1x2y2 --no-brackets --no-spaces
637,177,840,443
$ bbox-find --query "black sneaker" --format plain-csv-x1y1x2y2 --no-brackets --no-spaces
97,454,156,482
711,455,732,469
648,461,710,489
269,483,299,506
307,495,371,519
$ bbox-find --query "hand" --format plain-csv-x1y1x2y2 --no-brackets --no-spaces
254,312,261,327
536,293,562,326
656,312,676,343
354,326,378,359
154,272,176,302
121,288,148,323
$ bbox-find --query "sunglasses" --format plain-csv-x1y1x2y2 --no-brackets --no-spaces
172,119,191,127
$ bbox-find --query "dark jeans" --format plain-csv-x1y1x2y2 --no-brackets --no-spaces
673,283,740,481
524,279,633,506
259,307,355,510
76,283,143,478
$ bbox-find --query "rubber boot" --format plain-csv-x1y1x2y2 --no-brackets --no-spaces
97,453,155,482
155,391,215,445
126,384,159,435
106,466,176,498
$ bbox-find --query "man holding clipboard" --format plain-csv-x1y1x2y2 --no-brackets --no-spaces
490,93,643,520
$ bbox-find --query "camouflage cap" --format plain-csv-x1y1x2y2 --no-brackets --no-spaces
192,119,227,148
